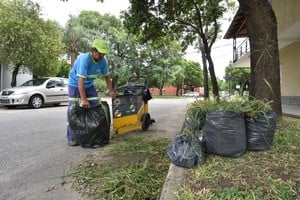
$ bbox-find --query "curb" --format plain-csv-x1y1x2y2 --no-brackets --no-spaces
283,112,300,119
160,164,187,200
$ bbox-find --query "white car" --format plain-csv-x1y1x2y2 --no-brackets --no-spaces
0,77,68,108
182,92,200,97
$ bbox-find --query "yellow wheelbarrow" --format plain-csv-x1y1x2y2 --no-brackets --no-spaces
112,76,155,134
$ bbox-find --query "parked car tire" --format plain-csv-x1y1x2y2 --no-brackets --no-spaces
30,95,43,109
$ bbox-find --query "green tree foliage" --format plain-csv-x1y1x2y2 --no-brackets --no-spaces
63,11,141,87
123,0,235,99
217,78,228,92
0,0,64,86
145,40,183,95
94,76,107,92
224,66,250,96
63,11,124,65
55,60,71,78
63,10,188,90
62,16,86,66
169,62,185,96
170,59,203,96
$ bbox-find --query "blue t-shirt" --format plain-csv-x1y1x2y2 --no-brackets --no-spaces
68,53,109,88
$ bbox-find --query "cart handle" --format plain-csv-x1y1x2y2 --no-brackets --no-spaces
127,76,147,86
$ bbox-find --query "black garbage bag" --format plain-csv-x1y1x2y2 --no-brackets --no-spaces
68,103,110,147
167,135,205,169
203,111,246,158
246,110,277,151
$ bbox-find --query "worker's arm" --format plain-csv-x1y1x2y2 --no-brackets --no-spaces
105,75,116,98
78,77,90,108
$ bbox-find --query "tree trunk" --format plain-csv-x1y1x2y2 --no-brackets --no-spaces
239,81,246,96
238,0,282,117
206,51,219,100
11,64,21,87
70,51,78,67
159,78,165,95
201,37,219,100
200,46,209,99
176,86,180,96
112,74,118,89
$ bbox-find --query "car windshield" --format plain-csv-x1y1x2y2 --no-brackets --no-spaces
21,78,48,86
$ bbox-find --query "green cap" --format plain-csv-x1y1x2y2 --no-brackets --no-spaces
91,39,110,54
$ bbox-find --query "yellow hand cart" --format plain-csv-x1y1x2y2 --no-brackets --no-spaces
112,76,154,134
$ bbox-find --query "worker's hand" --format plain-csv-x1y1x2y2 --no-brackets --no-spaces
80,99,90,109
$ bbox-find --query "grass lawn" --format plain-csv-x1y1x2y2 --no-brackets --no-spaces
66,134,171,200
152,94,182,99
65,116,299,200
176,116,300,200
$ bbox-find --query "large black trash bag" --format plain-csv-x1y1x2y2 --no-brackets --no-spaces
203,111,247,158
246,110,277,151
68,103,110,147
167,134,205,169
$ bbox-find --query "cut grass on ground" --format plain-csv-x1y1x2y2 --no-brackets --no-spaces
66,134,171,200
176,116,300,200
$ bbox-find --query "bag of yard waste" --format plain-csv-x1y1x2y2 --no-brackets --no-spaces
68,103,110,147
203,111,246,158
245,110,277,151
167,134,205,169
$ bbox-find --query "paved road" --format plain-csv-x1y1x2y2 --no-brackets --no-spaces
0,97,193,200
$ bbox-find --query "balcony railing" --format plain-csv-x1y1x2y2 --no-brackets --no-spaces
233,38,250,62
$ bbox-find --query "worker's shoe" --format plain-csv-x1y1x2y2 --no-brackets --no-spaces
68,140,79,146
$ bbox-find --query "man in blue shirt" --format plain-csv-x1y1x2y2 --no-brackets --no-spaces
67,39,115,146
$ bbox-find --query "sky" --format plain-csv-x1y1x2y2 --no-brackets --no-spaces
33,0,129,25
33,0,234,79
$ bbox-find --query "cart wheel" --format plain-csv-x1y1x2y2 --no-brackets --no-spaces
141,113,151,131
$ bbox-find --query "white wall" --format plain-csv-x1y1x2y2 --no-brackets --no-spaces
0,64,32,90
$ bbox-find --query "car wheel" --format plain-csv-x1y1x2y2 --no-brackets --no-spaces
29,95,43,109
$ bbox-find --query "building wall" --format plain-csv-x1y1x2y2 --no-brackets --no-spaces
280,41,300,105
272,0,300,34
0,64,32,90
273,0,300,105
232,52,250,68
151,85,178,96
150,86,204,96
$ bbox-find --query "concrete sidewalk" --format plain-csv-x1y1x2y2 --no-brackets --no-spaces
160,103,300,200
